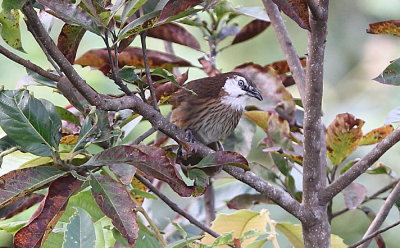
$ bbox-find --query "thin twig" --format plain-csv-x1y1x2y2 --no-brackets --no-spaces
262,0,306,102
331,179,399,219
24,20,63,76
358,180,400,248
135,174,219,238
129,127,157,145
321,128,400,205
103,31,133,96
348,220,400,248
0,44,61,82
140,31,159,112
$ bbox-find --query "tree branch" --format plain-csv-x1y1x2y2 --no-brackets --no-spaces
348,219,400,248
21,1,306,222
306,0,324,20
321,127,400,205
204,181,216,226
135,174,219,238
129,127,157,145
357,180,400,248
262,0,306,101
0,44,61,82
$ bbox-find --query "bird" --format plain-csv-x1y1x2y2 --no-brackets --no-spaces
170,72,263,147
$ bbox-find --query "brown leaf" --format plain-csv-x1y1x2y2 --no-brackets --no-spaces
232,20,270,45
359,125,394,146
198,57,220,76
57,24,86,63
0,167,66,208
75,47,194,73
326,113,365,166
14,175,83,248
272,0,310,30
265,57,307,74
90,174,138,246
147,23,200,50
117,34,137,53
367,20,400,37
158,0,202,23
84,145,195,197
0,193,44,220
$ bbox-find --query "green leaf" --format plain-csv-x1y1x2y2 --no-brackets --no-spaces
135,228,162,248
187,168,209,196
2,0,27,11
61,190,105,223
55,106,80,126
0,10,24,51
234,6,270,22
63,208,96,248
0,166,66,207
339,158,360,174
0,90,61,156
26,69,58,88
374,57,400,86
119,67,140,83
0,135,19,155
212,232,233,246
121,0,149,24
0,221,26,233
245,238,269,248
36,0,102,35
90,174,138,246
43,232,64,248
118,10,160,39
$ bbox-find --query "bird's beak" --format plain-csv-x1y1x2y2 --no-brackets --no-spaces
247,87,263,101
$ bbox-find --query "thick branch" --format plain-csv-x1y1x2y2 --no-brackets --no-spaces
135,174,219,237
21,1,306,222
0,44,61,82
306,0,324,20
321,127,400,205
358,181,400,248
262,0,306,101
348,220,400,248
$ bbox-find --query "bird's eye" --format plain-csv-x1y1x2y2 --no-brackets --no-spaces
238,80,245,87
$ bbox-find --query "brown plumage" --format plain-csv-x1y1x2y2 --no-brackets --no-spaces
170,72,262,145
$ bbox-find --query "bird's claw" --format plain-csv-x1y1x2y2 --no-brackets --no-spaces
185,129,197,143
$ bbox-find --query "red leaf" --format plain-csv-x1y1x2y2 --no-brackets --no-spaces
110,164,136,185
232,20,270,45
84,145,195,197
14,175,83,248
272,0,310,30
367,20,400,36
147,23,200,50
90,174,138,246
158,0,202,23
0,193,44,220
57,24,86,63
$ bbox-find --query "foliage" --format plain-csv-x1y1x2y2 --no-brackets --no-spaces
0,0,399,247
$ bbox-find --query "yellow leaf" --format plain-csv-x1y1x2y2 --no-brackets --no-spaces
359,125,394,146
326,113,364,166
244,111,271,130
276,223,347,248
202,209,269,247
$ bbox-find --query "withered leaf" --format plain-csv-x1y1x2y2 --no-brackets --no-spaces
272,0,310,30
147,23,200,50
326,113,365,166
57,24,86,63
75,47,193,73
158,0,202,23
232,20,270,45
359,125,394,146
367,20,400,37
90,174,138,246
14,175,83,248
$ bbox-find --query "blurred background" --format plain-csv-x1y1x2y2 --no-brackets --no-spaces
1,0,400,247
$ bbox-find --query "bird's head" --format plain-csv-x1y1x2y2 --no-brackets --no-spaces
220,72,263,110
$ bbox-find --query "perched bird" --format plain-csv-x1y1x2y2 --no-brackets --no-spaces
170,72,263,146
